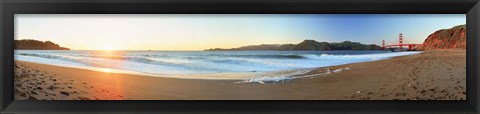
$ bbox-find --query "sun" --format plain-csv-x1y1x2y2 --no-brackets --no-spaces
99,43,117,51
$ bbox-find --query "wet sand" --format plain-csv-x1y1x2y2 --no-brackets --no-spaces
14,49,466,100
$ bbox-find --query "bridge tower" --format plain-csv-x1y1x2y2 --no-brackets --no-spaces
382,40,385,48
399,33,403,52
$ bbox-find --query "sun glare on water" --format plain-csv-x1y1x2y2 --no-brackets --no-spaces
101,68,113,73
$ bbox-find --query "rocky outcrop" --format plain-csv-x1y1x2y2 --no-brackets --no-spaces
205,40,380,51
417,25,466,50
15,39,70,50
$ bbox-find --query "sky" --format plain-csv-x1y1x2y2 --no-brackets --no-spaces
15,14,466,50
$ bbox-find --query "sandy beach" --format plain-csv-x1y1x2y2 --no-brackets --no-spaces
14,49,466,100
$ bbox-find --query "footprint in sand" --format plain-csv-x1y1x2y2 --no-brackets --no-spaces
30,91,37,95
60,91,70,96
28,96,38,100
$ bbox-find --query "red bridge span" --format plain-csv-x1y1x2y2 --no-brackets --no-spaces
381,33,422,51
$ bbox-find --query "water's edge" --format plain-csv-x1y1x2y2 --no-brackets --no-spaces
14,50,422,83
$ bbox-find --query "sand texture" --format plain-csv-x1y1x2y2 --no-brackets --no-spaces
14,49,466,100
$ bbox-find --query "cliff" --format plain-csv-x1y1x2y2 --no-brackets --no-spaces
205,40,381,51
417,25,466,50
15,39,70,50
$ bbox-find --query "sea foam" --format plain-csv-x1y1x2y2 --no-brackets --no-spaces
15,50,421,82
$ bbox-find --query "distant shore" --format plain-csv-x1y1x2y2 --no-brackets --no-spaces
14,49,466,100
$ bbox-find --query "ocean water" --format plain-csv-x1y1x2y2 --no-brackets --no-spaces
15,50,421,82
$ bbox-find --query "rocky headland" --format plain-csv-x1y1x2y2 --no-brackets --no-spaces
416,25,466,50
15,39,70,50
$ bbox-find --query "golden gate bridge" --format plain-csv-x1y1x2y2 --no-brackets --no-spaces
381,33,422,52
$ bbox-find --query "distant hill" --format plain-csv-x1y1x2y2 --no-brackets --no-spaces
416,24,466,50
205,40,381,51
15,39,70,50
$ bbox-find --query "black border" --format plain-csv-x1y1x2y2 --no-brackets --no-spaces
0,0,479,113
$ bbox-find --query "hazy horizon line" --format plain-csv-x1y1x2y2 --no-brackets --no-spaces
15,38,381,50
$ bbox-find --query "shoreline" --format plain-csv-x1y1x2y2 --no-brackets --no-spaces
14,50,422,81
14,49,466,100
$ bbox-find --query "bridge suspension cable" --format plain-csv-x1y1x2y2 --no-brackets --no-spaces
381,33,422,51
